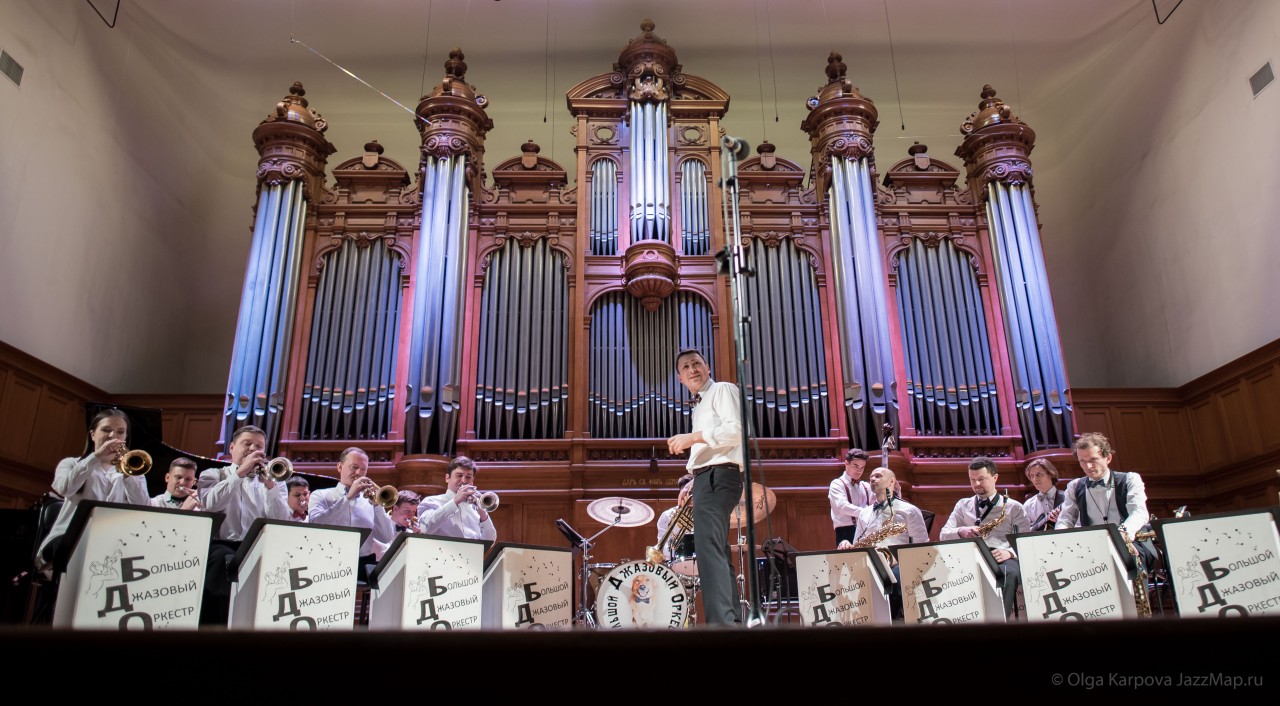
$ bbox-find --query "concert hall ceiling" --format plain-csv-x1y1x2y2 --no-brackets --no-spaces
1,1,1276,393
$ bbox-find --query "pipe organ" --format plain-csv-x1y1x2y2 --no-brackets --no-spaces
219,22,1076,551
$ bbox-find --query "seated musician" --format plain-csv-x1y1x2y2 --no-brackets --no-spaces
285,476,310,522
417,456,496,542
151,457,202,511
828,448,874,547
389,490,421,532
1022,458,1063,532
308,447,397,578
36,408,151,573
1055,432,1157,569
372,490,422,561
654,474,695,560
196,424,292,624
843,467,928,620
939,457,1029,617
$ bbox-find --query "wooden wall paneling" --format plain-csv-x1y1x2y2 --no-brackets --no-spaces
1246,366,1280,450
0,372,43,460
1154,408,1199,473
1115,408,1158,474
1217,384,1260,461
28,386,84,471
1189,398,1230,469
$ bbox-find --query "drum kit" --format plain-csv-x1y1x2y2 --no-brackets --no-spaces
561,483,777,629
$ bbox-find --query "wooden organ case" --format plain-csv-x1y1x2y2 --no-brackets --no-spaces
220,22,1077,562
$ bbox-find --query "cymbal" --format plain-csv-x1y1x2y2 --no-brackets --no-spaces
729,483,776,529
586,496,655,528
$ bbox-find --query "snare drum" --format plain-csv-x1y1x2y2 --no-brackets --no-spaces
670,533,698,576
594,560,690,629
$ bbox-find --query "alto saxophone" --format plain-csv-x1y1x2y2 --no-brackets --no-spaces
853,498,908,564
1120,527,1153,617
975,491,1009,540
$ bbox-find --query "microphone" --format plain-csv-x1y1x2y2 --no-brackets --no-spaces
722,136,750,161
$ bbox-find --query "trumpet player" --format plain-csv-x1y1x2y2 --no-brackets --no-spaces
197,424,293,625
151,457,202,511
308,447,397,572
939,457,1029,617
417,456,496,541
36,408,150,574
286,476,311,522
197,425,292,541
390,490,421,532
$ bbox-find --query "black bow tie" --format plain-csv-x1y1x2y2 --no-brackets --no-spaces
977,497,994,511
1086,478,1107,489
692,393,703,405
873,500,889,512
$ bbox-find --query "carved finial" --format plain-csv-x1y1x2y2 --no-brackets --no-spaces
520,139,541,169
290,82,307,100
756,141,776,154
445,48,467,80
364,140,384,155
981,84,997,100
907,142,927,156
825,51,847,84
641,18,656,33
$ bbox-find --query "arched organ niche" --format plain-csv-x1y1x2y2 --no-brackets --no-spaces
220,23,1075,549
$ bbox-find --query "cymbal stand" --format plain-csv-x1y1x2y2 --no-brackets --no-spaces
571,519,621,628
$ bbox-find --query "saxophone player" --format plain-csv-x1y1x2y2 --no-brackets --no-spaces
1055,433,1157,570
939,457,1030,617
846,467,929,621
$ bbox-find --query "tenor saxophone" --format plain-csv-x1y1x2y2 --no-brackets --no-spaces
1120,527,1153,617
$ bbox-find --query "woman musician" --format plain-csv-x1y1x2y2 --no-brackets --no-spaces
36,408,151,573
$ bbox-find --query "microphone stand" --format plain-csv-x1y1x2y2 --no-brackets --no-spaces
716,135,764,627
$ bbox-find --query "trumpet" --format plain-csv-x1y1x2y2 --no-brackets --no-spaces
462,486,499,512
115,448,153,476
362,482,399,509
255,456,294,482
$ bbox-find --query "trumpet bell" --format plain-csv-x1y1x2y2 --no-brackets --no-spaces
372,484,398,509
477,490,499,512
263,457,293,482
117,449,153,476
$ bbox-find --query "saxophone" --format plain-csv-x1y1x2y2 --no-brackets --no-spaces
1120,527,1152,617
975,491,1009,540
853,498,908,564
647,496,694,564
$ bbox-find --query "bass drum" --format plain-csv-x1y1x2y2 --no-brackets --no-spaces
594,560,690,629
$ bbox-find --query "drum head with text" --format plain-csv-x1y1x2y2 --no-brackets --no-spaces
594,561,689,629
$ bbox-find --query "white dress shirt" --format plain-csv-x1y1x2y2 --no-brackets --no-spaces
851,498,930,547
1055,470,1150,537
1023,486,1060,531
197,464,292,541
417,490,497,542
686,379,743,470
939,494,1030,553
308,483,397,556
829,473,873,529
37,455,151,568
150,491,185,509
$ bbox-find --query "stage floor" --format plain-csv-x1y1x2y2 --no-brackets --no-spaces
2,617,1275,697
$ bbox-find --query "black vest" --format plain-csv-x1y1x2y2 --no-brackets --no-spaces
1074,471,1132,526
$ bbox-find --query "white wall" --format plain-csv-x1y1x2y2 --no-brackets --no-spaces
1030,0,1280,387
